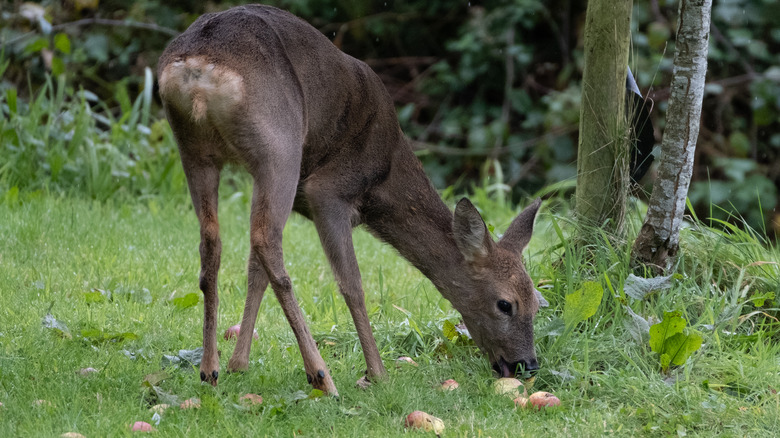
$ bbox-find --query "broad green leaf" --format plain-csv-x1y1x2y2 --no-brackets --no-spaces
563,281,603,327
649,312,702,371
442,320,458,341
23,37,49,54
664,331,703,367
623,305,650,344
51,56,65,76
538,317,565,338
54,33,71,54
81,329,138,344
6,88,16,114
287,390,310,403
623,274,675,300
172,292,200,310
146,385,182,406
660,353,671,370
749,291,774,307
648,311,686,353
161,347,203,369
143,371,171,387
42,313,71,339
83,290,105,304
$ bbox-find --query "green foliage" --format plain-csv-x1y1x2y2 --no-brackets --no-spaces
2,0,780,235
649,311,703,373
2,194,779,436
0,69,186,200
171,292,200,310
563,281,604,329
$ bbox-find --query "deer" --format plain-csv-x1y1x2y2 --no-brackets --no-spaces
158,4,545,396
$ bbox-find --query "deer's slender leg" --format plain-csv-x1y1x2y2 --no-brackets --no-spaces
179,152,222,386
242,143,338,396
306,189,387,379
227,195,270,373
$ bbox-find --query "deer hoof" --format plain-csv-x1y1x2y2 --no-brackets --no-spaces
308,369,339,396
200,370,219,386
227,357,249,373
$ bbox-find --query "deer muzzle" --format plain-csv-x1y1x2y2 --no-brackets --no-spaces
493,356,539,378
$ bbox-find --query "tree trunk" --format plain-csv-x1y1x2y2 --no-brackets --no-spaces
632,0,712,271
575,0,632,240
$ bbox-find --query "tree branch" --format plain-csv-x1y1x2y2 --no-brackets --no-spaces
2,18,179,48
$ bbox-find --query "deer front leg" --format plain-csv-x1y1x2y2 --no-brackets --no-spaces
249,178,338,396
252,233,338,395
308,192,387,380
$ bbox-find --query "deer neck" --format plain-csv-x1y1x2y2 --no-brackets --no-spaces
364,148,471,309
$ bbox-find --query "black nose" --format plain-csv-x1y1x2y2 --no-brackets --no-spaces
517,358,539,376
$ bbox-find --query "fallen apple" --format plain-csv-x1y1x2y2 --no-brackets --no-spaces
60,433,86,438
149,404,170,415
396,356,418,366
224,323,259,341
240,393,263,406
78,367,98,376
130,421,155,432
493,377,525,398
439,379,459,391
513,396,528,408
180,397,201,409
404,410,445,434
526,391,560,410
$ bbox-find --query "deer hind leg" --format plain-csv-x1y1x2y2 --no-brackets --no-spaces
242,141,338,396
179,151,222,386
305,184,387,380
226,247,269,373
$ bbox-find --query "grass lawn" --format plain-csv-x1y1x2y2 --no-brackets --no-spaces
1,192,779,437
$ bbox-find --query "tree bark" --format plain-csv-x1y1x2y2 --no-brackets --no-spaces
574,0,632,240
632,0,712,271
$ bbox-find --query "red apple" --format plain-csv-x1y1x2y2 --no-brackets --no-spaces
526,391,561,410
439,379,459,391
224,323,259,340
180,397,201,409
130,421,155,432
404,410,445,434
396,356,418,366
240,393,263,406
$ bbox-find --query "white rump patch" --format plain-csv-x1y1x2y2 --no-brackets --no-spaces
159,56,244,122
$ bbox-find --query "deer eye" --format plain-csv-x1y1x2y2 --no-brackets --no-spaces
497,300,512,315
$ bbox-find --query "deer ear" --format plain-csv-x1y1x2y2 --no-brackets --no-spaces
499,198,541,255
453,198,493,263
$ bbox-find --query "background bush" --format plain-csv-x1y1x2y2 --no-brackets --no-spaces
1,0,779,234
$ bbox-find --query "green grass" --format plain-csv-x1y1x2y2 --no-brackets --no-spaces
1,191,779,437
2,74,779,436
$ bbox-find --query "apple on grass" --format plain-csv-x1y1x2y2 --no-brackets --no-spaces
224,323,259,340
404,410,445,434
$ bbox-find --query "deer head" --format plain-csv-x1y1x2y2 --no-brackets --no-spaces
451,198,545,378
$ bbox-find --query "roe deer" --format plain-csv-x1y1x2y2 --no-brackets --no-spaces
158,4,545,395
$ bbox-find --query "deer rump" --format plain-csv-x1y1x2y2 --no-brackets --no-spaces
159,4,545,395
